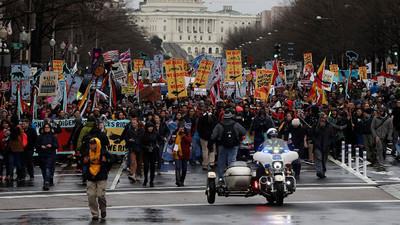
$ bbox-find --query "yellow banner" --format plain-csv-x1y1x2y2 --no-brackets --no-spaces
122,86,136,95
387,64,395,74
359,66,367,80
303,53,313,77
194,60,214,89
134,59,144,72
329,64,339,78
53,60,64,80
255,69,274,100
165,59,188,99
226,50,242,82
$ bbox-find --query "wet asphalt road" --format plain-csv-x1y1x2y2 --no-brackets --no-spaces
0,154,400,224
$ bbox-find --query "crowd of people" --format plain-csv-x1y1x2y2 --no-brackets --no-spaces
0,77,399,190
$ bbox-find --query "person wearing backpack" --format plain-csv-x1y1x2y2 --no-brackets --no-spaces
371,107,393,171
7,116,25,182
210,110,246,182
77,116,96,184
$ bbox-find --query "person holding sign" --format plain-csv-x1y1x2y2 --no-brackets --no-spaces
169,122,192,187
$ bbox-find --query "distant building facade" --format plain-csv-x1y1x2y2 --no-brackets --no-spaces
128,0,259,58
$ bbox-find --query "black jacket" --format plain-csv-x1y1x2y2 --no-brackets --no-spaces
197,114,217,140
24,126,37,152
125,126,144,154
35,132,59,168
310,123,334,151
141,131,163,155
67,124,83,150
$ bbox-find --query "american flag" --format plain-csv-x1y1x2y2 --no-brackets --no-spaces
102,50,119,63
119,49,131,63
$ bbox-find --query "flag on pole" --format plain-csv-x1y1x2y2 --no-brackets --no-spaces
102,50,119,63
78,78,93,111
119,49,131,63
17,84,25,120
63,83,68,112
210,79,222,106
71,62,78,75
6,21,12,36
308,58,327,105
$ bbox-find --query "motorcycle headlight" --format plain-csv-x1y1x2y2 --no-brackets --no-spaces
273,161,283,169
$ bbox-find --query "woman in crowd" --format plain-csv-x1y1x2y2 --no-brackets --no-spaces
140,122,162,187
125,118,144,182
35,123,59,190
169,122,192,187
8,116,24,182
153,114,169,175
0,120,10,181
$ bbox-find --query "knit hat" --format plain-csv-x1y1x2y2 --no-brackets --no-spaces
292,118,301,127
224,111,233,119
365,108,373,115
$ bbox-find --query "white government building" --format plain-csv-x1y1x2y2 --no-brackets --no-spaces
128,0,260,59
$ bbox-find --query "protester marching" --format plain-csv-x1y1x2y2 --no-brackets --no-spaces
0,46,399,196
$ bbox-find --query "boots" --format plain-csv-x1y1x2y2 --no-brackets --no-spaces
175,170,182,187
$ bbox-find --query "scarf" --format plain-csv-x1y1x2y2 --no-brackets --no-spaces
89,138,101,176
172,133,183,159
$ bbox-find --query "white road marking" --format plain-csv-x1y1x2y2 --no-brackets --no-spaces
1,199,400,213
0,186,379,199
110,161,125,190
329,156,377,185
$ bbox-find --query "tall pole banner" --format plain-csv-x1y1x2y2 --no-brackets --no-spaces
303,53,313,79
194,60,214,89
226,50,243,82
165,59,187,99
255,69,274,100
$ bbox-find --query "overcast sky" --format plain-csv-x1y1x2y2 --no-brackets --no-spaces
125,0,283,14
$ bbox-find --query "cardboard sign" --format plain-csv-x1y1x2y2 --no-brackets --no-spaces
38,71,58,97
139,86,162,101
0,82,11,92
53,60,64,80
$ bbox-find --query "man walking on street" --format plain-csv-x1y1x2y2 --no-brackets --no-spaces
211,110,246,183
310,114,334,179
371,107,393,171
83,138,112,221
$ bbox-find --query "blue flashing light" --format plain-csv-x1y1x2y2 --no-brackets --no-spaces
265,163,270,169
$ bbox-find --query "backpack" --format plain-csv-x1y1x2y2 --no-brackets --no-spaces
220,122,239,148
21,132,28,148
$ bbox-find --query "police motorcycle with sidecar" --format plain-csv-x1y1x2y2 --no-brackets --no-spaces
205,128,299,206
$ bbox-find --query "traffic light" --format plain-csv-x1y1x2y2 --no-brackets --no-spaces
288,42,294,58
274,43,281,59
93,48,101,60
392,44,398,56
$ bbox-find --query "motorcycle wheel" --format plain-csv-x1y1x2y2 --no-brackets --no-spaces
206,178,216,204
266,196,275,204
275,182,284,206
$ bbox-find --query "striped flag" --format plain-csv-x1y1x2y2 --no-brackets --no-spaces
210,79,222,106
17,84,25,119
63,83,68,112
119,49,131,63
78,77,93,111
102,50,119,63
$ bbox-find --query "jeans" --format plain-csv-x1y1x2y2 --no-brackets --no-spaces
175,158,188,184
8,152,22,177
0,152,7,177
190,137,202,161
314,148,328,176
143,151,157,183
217,145,239,179
41,167,52,183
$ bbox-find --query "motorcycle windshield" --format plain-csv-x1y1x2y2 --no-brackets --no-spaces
258,138,289,154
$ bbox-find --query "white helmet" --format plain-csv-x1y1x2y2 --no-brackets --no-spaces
266,128,278,137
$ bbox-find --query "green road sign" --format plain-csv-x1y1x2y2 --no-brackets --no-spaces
10,43,23,50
